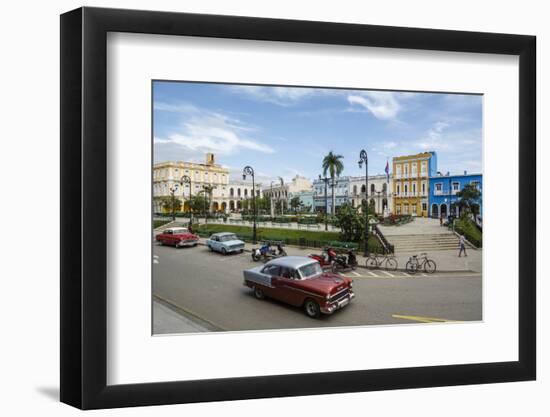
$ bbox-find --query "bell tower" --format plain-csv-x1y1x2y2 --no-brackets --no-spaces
206,153,215,165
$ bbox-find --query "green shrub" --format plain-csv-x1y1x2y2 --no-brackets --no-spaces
454,216,482,247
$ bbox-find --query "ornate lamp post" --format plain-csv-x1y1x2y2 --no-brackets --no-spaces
318,174,330,231
169,185,179,222
358,149,369,257
180,175,192,225
243,166,257,244
270,180,275,218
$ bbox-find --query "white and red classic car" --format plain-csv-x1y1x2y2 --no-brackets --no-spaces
243,256,354,318
155,227,199,248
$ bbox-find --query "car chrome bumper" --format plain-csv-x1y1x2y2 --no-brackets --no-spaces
321,291,355,314
227,246,245,252
178,240,198,247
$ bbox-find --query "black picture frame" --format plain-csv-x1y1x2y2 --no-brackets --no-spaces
60,6,536,410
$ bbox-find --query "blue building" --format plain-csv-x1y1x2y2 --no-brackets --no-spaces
428,172,482,219
288,190,315,213
313,176,351,213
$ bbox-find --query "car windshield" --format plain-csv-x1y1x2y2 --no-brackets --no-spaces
298,262,323,279
219,234,238,242
171,228,188,234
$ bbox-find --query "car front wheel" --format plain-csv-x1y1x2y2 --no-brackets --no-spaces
221,247,227,255
304,299,321,318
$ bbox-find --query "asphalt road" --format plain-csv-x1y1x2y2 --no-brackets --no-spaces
152,243,482,333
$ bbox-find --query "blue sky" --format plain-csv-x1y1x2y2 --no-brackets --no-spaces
153,81,482,183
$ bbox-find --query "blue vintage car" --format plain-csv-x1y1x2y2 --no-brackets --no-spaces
206,232,245,255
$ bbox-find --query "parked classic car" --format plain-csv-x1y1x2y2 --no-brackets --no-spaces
156,227,199,248
243,256,354,318
206,232,245,254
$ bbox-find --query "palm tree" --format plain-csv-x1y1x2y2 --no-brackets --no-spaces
201,184,216,224
322,151,344,215
278,176,285,215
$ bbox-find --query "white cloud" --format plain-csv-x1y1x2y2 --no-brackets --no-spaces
153,101,198,114
227,85,317,106
347,92,402,120
155,112,274,159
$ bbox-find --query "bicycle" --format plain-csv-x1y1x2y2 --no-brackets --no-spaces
405,252,437,274
365,253,398,271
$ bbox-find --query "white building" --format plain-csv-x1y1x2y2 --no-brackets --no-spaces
348,174,392,216
262,175,312,216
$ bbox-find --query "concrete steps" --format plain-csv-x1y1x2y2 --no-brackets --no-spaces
387,233,473,253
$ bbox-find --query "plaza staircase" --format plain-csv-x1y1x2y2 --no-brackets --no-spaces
378,217,476,253
386,233,474,253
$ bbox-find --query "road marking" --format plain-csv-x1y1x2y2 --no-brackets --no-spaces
351,271,361,277
380,270,395,277
366,271,378,277
392,314,460,323
153,255,159,258
402,272,412,277
153,259,159,264
421,273,428,277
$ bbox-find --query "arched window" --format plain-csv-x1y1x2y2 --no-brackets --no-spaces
353,185,358,195
370,184,375,194
361,184,366,193
244,189,248,197
382,183,387,192
230,188,234,197
237,188,241,197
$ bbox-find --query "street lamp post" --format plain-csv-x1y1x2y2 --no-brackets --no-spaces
169,185,178,222
358,149,369,257
180,175,192,226
270,181,275,218
318,174,330,231
243,166,257,244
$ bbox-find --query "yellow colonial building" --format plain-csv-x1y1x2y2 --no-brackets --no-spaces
392,151,437,217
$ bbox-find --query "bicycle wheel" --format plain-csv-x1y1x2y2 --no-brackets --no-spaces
405,260,417,274
366,257,378,269
385,257,398,271
424,259,437,274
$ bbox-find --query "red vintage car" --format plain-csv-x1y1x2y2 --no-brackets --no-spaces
243,256,354,318
156,227,199,248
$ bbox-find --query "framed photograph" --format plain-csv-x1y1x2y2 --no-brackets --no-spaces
60,7,536,409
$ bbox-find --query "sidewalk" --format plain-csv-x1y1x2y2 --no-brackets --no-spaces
195,237,482,273
153,298,218,334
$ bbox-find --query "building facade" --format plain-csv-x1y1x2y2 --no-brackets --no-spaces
392,151,437,217
428,172,482,219
287,190,315,213
348,174,392,216
263,175,312,215
153,153,260,214
312,176,350,213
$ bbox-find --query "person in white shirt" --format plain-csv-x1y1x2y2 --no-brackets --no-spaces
458,234,467,257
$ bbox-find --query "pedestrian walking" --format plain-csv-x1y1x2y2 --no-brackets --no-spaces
439,214,443,226
458,234,467,257
188,222,193,234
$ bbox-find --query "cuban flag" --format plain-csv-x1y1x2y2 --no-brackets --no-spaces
385,160,390,182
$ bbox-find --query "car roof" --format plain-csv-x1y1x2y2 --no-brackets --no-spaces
165,227,188,232
266,256,317,269
211,232,237,237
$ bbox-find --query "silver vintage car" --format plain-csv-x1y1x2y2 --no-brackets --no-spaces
206,232,245,255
